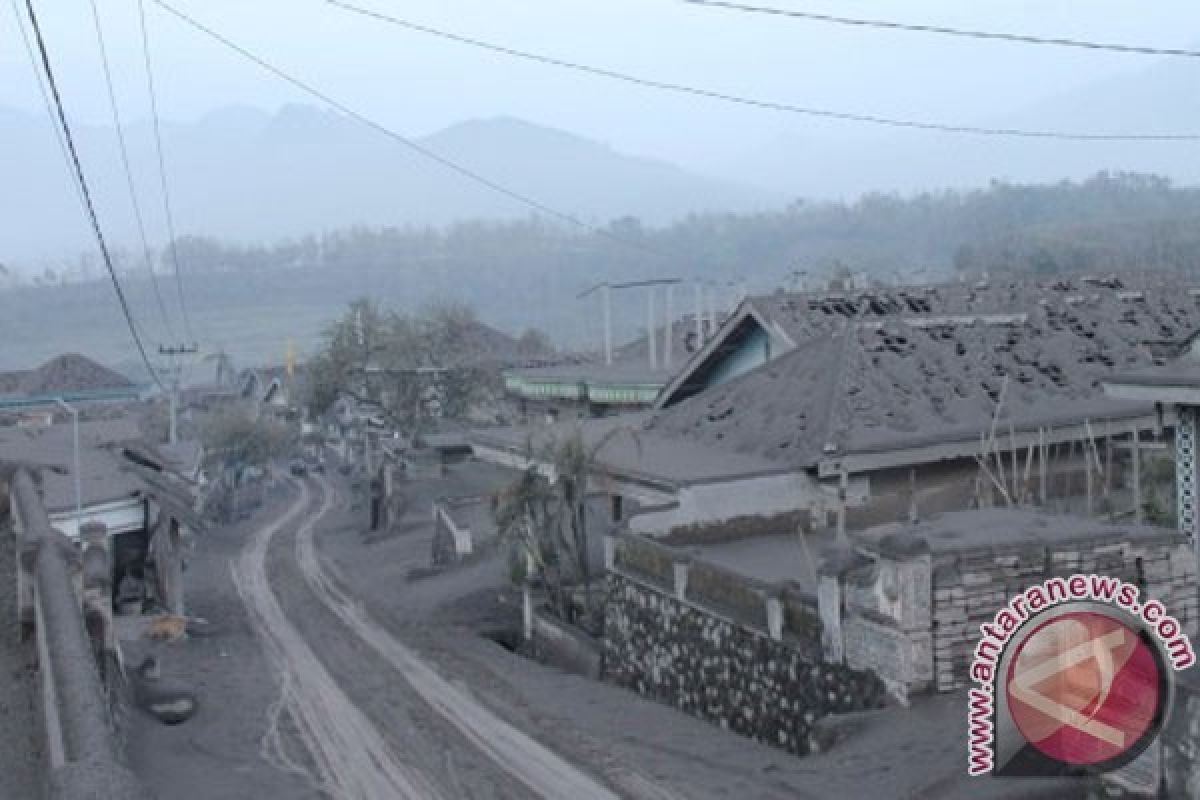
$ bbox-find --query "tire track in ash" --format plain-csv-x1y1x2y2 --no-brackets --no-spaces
299,474,672,800
234,479,445,800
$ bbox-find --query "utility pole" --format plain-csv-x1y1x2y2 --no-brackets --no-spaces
159,343,198,445
54,398,81,535
578,278,682,368
602,283,613,366
646,285,658,371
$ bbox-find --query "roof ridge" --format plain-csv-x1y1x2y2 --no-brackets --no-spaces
815,317,864,457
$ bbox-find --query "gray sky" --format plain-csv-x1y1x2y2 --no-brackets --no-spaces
3,0,1197,170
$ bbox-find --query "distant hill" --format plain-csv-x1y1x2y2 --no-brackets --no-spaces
0,105,780,261
725,56,1200,198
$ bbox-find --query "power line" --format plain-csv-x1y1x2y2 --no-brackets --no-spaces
136,0,197,344
86,0,176,340
150,0,665,254
680,0,1200,60
324,0,1200,142
8,0,88,220
21,0,166,392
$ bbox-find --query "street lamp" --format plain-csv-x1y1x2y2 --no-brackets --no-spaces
54,398,82,536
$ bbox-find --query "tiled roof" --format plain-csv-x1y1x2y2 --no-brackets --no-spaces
0,354,133,400
648,287,1196,467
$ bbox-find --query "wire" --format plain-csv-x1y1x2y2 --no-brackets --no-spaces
87,0,176,341
680,0,1200,60
137,0,197,344
8,0,88,219
150,0,665,255
21,0,166,392
324,0,1200,142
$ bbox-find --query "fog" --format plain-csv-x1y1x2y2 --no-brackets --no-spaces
3,1,1197,232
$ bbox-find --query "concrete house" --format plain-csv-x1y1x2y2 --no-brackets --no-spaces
0,418,201,614
0,353,144,414
476,280,1200,540
503,313,725,421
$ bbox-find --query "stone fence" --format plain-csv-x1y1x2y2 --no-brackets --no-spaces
11,469,148,799
602,532,884,756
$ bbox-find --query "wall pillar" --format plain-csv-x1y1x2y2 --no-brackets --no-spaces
817,574,844,663
80,522,114,672
765,595,784,641
672,560,690,602
1177,406,1198,549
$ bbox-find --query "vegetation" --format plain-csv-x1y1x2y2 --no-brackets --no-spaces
492,427,637,630
40,171,1200,289
302,299,505,435
199,406,292,482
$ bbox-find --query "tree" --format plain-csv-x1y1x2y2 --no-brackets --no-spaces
493,426,638,628
204,349,236,387
199,406,292,485
302,299,497,435
516,328,553,358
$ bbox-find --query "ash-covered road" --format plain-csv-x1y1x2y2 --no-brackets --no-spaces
238,473,662,800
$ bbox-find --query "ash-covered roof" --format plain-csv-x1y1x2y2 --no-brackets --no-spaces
648,285,1198,467
0,354,134,400
472,413,783,487
0,418,146,511
861,508,1182,558
745,282,1027,345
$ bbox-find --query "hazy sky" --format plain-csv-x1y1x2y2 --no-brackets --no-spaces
3,0,1197,169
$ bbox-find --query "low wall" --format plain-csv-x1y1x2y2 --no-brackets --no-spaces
529,609,602,679
603,534,884,756
628,472,822,538
930,534,1196,692
11,470,147,799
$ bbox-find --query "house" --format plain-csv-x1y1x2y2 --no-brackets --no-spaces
657,279,1195,409
0,417,201,614
1104,333,1200,554
821,509,1195,699
476,279,1200,540
0,353,145,413
503,313,726,421
241,366,297,414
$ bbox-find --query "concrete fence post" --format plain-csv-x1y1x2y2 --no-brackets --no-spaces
603,534,616,572
673,560,690,602
80,522,113,669
766,595,784,641
818,574,845,664
522,586,534,642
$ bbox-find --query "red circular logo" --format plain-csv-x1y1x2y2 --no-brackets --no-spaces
1005,611,1164,767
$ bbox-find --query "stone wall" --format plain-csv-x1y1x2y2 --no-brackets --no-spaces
930,535,1196,692
602,534,884,756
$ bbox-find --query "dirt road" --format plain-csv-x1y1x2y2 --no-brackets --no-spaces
240,473,653,799
235,477,445,799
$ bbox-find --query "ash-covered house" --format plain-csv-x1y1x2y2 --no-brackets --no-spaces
0,418,201,615
0,353,145,416
503,312,727,422
475,280,1200,539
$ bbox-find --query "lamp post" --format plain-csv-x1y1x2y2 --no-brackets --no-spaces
54,398,82,536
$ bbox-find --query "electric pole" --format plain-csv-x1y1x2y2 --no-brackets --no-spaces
159,343,198,444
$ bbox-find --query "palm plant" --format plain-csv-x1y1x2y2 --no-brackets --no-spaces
493,425,638,625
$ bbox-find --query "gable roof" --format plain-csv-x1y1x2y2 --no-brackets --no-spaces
656,280,1200,410
647,292,1192,469
656,283,1030,408
0,354,135,404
